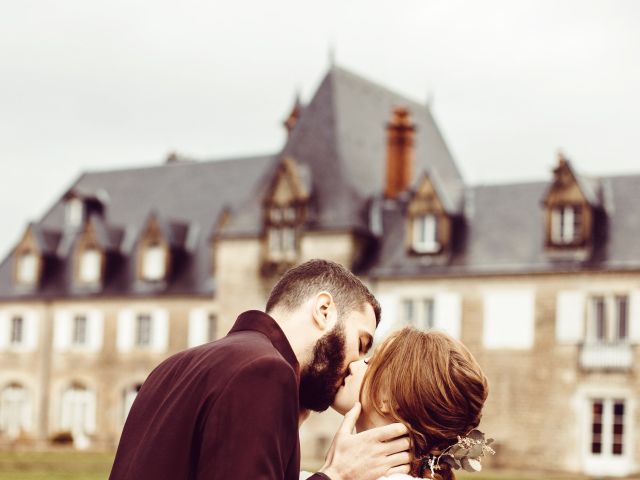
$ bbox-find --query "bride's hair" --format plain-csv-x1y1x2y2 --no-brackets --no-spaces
361,327,488,480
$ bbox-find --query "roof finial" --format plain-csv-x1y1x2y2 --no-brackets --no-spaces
328,43,336,67
557,148,567,166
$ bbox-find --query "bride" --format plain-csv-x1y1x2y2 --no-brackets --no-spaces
303,327,490,480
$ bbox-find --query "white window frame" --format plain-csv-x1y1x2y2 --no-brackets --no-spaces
59,384,96,450
582,395,633,476
412,214,440,253
78,249,101,284
0,310,39,352
141,244,167,281
72,314,88,347
117,308,168,353
135,314,153,347
16,252,39,285
9,315,24,346
551,205,582,245
0,384,31,439
401,298,435,330
587,294,629,345
54,310,103,353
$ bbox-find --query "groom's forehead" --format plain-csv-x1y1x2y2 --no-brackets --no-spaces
347,303,377,334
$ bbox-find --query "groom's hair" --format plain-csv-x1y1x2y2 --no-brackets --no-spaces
266,259,381,325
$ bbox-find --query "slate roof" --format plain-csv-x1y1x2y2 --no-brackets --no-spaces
370,175,640,278
222,65,464,236
0,155,273,300
1,64,638,300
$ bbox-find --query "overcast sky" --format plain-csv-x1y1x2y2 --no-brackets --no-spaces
1,0,639,256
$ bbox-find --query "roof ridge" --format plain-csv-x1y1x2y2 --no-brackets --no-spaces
81,153,275,176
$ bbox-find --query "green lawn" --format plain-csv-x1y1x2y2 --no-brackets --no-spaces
0,451,635,480
0,451,114,480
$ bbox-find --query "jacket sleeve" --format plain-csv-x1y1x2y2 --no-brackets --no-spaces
197,356,300,479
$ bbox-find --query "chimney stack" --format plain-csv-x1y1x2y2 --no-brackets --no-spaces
384,106,416,199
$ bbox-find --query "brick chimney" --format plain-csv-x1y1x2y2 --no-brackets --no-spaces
384,107,416,199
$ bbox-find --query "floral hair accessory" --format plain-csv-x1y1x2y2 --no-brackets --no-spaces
420,429,495,478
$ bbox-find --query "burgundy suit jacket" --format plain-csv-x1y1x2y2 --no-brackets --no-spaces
109,310,329,480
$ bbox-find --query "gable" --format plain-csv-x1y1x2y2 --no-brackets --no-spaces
407,175,446,217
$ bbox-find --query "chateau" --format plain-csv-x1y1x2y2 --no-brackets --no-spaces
1,65,639,476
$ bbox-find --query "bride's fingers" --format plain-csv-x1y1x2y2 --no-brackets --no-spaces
384,451,411,468
385,463,412,476
382,436,410,455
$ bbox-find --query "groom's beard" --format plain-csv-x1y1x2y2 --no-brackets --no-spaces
299,322,346,412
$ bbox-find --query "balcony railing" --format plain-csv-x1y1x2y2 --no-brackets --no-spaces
579,342,634,371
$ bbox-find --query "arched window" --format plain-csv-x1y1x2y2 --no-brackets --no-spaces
60,383,96,449
0,383,31,439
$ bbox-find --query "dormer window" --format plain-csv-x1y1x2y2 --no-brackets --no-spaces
551,205,582,245
65,198,85,227
141,243,167,281
406,173,455,256
261,157,309,270
543,153,601,252
412,214,440,253
16,251,39,286
266,205,298,259
78,248,102,284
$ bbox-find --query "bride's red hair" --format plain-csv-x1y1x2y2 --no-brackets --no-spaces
361,327,488,479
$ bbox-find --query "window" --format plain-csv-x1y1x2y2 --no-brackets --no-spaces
268,227,296,254
402,298,435,330
123,384,142,423
141,244,167,281
551,205,582,244
590,398,626,457
10,316,24,345
587,295,629,344
412,214,440,253
16,252,38,285
60,384,95,449
0,384,30,439
207,313,217,342
266,205,299,259
65,198,84,227
79,249,101,284
615,296,628,341
135,314,152,347
72,315,88,346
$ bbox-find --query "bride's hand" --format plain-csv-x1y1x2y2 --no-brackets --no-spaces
320,403,411,480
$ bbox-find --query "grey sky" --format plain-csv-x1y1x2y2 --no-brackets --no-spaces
1,0,639,257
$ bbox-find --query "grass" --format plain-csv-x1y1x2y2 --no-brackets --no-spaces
0,451,636,480
0,451,114,480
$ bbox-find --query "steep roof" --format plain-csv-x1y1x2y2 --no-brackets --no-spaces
370,174,640,278
222,65,464,236
0,155,273,300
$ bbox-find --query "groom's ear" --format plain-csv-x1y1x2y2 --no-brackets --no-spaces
311,291,337,332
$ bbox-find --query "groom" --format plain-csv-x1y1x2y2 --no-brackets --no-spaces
109,259,410,480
